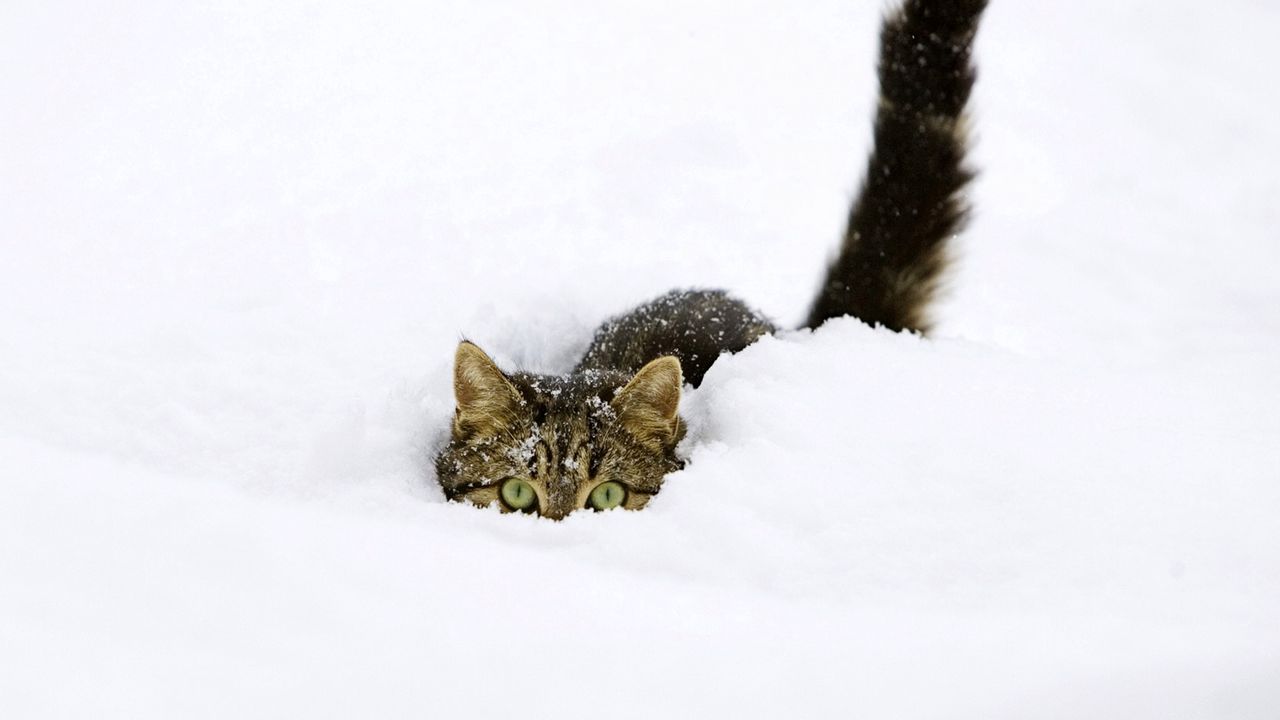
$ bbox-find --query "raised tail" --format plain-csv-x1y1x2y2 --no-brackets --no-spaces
804,0,987,333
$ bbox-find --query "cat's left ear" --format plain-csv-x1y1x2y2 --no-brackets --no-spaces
612,356,683,451
452,341,524,440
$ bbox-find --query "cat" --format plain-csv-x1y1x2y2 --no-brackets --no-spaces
435,0,988,519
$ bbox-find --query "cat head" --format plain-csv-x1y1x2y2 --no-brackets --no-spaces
434,341,685,519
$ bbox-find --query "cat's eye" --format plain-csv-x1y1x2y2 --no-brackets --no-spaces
588,481,626,511
500,479,537,512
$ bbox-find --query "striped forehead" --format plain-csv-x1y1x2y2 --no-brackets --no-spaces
530,416,591,474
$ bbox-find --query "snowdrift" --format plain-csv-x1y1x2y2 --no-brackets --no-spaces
3,1,1278,717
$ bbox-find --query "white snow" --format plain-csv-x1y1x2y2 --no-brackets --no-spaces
3,1,1279,717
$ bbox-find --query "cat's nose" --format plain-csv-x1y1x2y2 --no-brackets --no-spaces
540,505,570,521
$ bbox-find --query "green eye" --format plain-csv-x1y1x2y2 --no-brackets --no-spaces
500,479,537,512
588,481,626,511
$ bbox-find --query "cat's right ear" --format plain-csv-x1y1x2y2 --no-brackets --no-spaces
612,356,683,451
452,341,523,440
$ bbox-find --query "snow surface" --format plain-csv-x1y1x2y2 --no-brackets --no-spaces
3,1,1279,717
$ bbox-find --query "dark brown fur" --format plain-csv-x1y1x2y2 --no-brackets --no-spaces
577,290,778,388
806,0,985,332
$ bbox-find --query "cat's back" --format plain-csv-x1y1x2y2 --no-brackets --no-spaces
576,289,776,388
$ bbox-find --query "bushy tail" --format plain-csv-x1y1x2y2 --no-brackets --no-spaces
804,0,987,333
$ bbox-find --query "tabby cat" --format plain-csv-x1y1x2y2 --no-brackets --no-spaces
435,0,988,518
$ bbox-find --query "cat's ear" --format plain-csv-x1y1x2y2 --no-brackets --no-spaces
452,341,523,440
612,356,683,450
